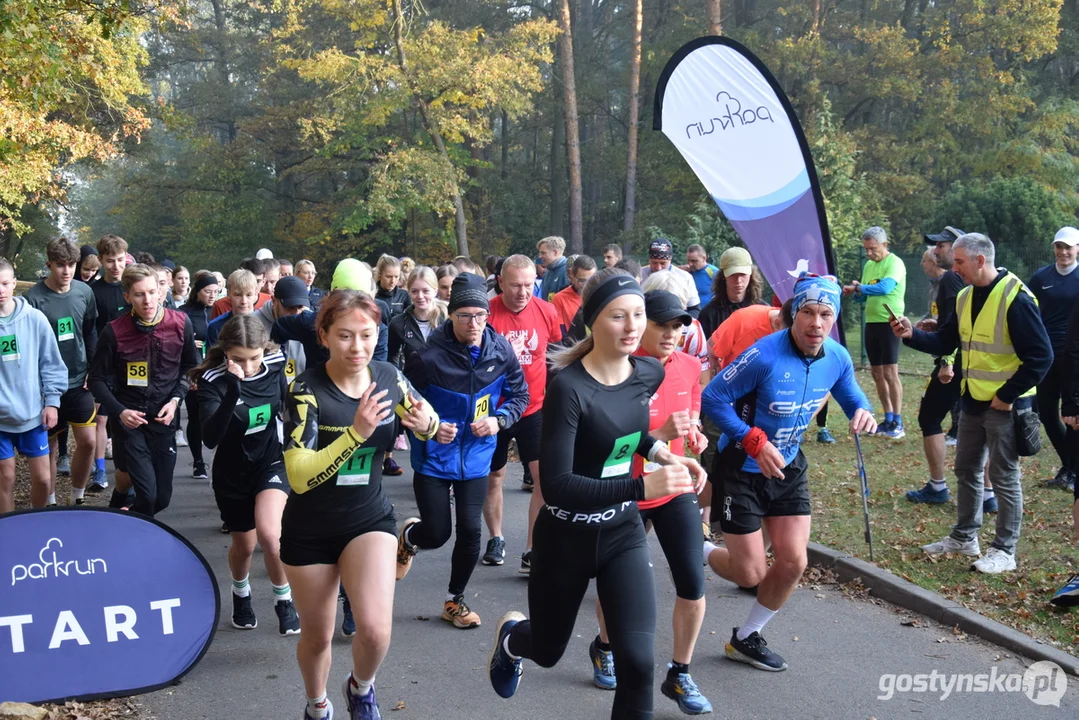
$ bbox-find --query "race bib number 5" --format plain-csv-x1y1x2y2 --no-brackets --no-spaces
602,431,641,478
127,361,149,387
0,334,19,362
246,404,271,436
338,447,378,486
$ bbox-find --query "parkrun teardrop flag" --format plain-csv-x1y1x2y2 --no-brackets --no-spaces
654,36,840,306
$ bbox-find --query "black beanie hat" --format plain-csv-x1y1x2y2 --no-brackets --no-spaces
449,272,489,313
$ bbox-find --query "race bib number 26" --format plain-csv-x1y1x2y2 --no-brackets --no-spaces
0,334,18,362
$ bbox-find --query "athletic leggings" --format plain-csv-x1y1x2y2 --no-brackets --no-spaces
507,509,656,719
1036,356,1076,472
408,472,487,596
639,493,705,600
816,400,829,428
185,390,204,464
114,422,177,517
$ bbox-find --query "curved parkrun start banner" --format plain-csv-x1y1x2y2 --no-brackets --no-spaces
0,508,219,704
654,36,843,339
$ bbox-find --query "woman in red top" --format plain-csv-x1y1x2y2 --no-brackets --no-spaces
589,289,712,715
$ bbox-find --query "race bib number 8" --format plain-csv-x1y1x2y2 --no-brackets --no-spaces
57,316,75,342
127,361,149,387
246,404,271,436
602,431,641,478
338,447,378,486
0,334,19,362
474,394,490,423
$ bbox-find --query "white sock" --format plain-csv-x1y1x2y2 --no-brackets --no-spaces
446,593,458,603
703,540,718,558
983,487,995,500
929,478,947,492
736,600,777,641
272,583,292,603
348,673,374,697
502,634,520,660
47,492,57,505
306,693,331,719
71,487,85,501
231,575,251,598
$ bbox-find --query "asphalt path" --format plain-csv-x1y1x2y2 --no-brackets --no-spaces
140,446,1078,719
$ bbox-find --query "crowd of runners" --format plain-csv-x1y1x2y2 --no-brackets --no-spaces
1,225,1077,719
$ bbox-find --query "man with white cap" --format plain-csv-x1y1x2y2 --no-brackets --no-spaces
1029,227,1079,491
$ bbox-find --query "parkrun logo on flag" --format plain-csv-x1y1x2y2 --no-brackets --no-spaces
11,538,107,586
686,92,775,139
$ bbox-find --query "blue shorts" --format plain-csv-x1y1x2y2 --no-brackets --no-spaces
0,425,50,461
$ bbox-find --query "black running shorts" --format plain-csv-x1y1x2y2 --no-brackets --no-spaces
491,410,542,471
715,450,811,535
49,387,97,438
213,461,289,533
280,511,397,566
864,322,900,366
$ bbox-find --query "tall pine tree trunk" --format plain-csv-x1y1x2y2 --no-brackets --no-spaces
622,0,643,236
558,0,584,254
707,0,722,35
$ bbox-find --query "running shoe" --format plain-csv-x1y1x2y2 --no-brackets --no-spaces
482,537,506,566
57,453,71,476
1047,468,1076,491
922,535,980,557
588,637,616,690
815,427,836,444
442,595,481,628
69,497,86,506
982,495,998,514
383,457,403,477
944,433,958,447
342,678,381,720
276,599,301,636
906,482,950,504
661,665,713,714
231,594,257,629
342,597,356,637
88,466,108,492
176,429,188,447
519,550,531,576
104,438,113,459
396,517,419,581
521,465,534,492
1050,574,1079,607
193,461,208,480
883,421,906,439
220,522,230,534
971,547,1016,574
873,420,893,437
302,698,333,720
488,611,525,698
394,433,409,451
725,628,787,671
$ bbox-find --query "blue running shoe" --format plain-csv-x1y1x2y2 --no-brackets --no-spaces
661,666,713,715
873,420,893,437
489,611,525,698
816,427,836,444
88,466,108,492
342,678,380,720
588,637,616,690
906,482,950,504
302,698,333,720
982,495,998,514
341,597,356,637
883,421,906,439
1051,574,1079,607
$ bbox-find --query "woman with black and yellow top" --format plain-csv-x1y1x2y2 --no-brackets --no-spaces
194,314,299,637
178,271,218,479
282,290,439,720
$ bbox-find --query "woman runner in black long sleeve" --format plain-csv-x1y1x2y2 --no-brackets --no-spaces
487,268,707,720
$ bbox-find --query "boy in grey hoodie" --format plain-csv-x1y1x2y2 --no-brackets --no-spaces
0,259,68,512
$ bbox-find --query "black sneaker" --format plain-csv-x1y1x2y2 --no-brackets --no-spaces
521,465,534,492
193,461,208,480
1047,468,1076,491
725,627,787,671
220,522,230,534
275,599,301,636
519,550,531,576
232,594,257,629
383,457,404,476
482,537,506,566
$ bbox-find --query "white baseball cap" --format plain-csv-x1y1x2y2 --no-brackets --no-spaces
255,248,274,259
1053,227,1079,247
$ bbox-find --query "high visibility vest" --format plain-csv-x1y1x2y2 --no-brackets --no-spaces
956,271,1037,401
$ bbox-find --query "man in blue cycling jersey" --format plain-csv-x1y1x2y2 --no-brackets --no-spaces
701,272,876,672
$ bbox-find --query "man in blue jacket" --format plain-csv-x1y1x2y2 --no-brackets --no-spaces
701,273,876,673
398,272,529,629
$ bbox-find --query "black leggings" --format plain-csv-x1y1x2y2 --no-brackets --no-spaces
1036,357,1076,472
816,400,829,428
507,510,656,719
185,390,203,464
408,472,487,596
639,493,705,600
114,422,177,517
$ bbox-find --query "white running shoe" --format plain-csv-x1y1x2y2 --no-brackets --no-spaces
971,547,1016,574
104,438,113,460
176,429,188,447
922,535,981,557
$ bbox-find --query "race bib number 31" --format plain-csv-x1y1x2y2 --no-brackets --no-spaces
127,361,149,387
602,431,641,478
57,316,75,342
0,334,18,362
338,447,378,486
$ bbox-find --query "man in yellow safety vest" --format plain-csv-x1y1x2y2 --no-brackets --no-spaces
891,233,1052,574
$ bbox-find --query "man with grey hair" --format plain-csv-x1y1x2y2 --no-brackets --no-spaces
843,226,907,438
892,233,1052,573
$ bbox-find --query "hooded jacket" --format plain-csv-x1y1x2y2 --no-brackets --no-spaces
0,298,68,432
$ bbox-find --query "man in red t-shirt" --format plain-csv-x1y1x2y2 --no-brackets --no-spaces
483,254,562,572
550,255,596,337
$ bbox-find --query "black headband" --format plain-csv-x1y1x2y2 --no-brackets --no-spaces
191,275,218,297
583,275,645,328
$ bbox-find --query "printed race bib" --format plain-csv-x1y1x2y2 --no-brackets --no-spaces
127,361,149,387
285,358,297,382
57,316,75,342
246,404,271,436
0,334,19,362
602,431,641,478
338,447,378,486
473,394,491,423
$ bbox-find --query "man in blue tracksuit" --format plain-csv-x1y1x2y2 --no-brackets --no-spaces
398,272,529,628
700,273,876,673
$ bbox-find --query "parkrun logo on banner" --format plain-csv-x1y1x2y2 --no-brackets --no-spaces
11,538,107,586
686,92,775,139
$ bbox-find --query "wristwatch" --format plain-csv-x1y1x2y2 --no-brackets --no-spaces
497,415,508,430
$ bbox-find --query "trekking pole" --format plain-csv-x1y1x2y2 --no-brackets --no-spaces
854,432,875,562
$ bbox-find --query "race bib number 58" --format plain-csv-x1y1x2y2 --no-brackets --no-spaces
127,361,149,387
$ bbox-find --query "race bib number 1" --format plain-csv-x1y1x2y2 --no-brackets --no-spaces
338,447,378,486
473,394,490,423
57,316,75,342
0,334,18,362
127,361,149,387
602,431,641,478
246,404,271,436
